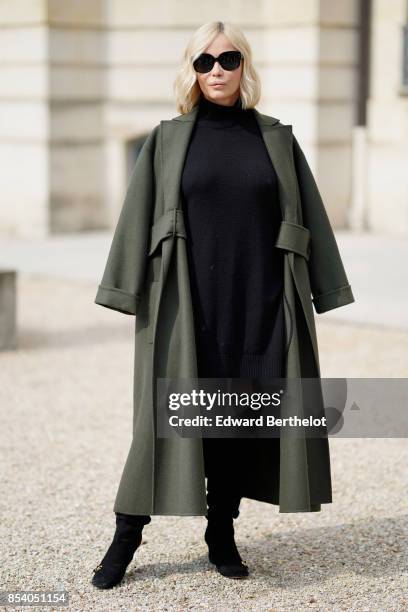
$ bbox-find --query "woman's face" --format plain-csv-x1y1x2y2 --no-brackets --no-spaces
195,33,243,106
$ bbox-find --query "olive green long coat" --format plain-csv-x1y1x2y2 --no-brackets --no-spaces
95,103,355,515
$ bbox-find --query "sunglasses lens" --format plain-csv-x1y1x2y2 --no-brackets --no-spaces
193,51,242,73
220,51,241,70
193,54,214,73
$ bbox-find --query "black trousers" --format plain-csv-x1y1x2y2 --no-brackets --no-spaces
116,437,242,525
202,437,242,519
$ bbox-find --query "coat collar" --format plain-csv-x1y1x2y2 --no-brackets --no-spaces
160,104,298,224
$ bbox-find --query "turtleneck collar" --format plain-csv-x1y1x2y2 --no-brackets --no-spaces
197,94,248,127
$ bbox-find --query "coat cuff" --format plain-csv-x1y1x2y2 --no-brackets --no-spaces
94,284,141,316
312,284,355,314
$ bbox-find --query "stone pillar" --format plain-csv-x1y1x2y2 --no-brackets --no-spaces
366,0,408,235
0,0,109,238
257,1,360,228
0,1,49,237
47,0,109,233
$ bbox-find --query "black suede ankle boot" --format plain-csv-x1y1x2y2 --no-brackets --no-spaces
91,513,151,589
204,513,249,578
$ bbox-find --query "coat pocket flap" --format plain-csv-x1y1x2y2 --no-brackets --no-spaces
148,208,187,257
275,221,311,261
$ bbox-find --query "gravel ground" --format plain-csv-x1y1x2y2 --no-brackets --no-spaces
0,272,407,611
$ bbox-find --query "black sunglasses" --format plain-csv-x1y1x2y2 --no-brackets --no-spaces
193,51,243,73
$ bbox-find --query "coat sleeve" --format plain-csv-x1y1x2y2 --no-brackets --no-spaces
292,134,355,314
94,126,158,315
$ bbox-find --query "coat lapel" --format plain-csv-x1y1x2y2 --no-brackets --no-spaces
255,115,299,224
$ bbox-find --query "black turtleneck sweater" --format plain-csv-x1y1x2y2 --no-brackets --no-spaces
180,94,285,379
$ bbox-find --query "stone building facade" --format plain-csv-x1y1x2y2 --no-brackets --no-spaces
0,0,406,238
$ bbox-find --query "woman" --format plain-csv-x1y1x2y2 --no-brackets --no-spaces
91,21,355,588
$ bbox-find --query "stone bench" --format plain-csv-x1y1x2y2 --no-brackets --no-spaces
0,269,17,350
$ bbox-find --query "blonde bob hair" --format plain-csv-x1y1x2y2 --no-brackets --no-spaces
173,21,262,115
